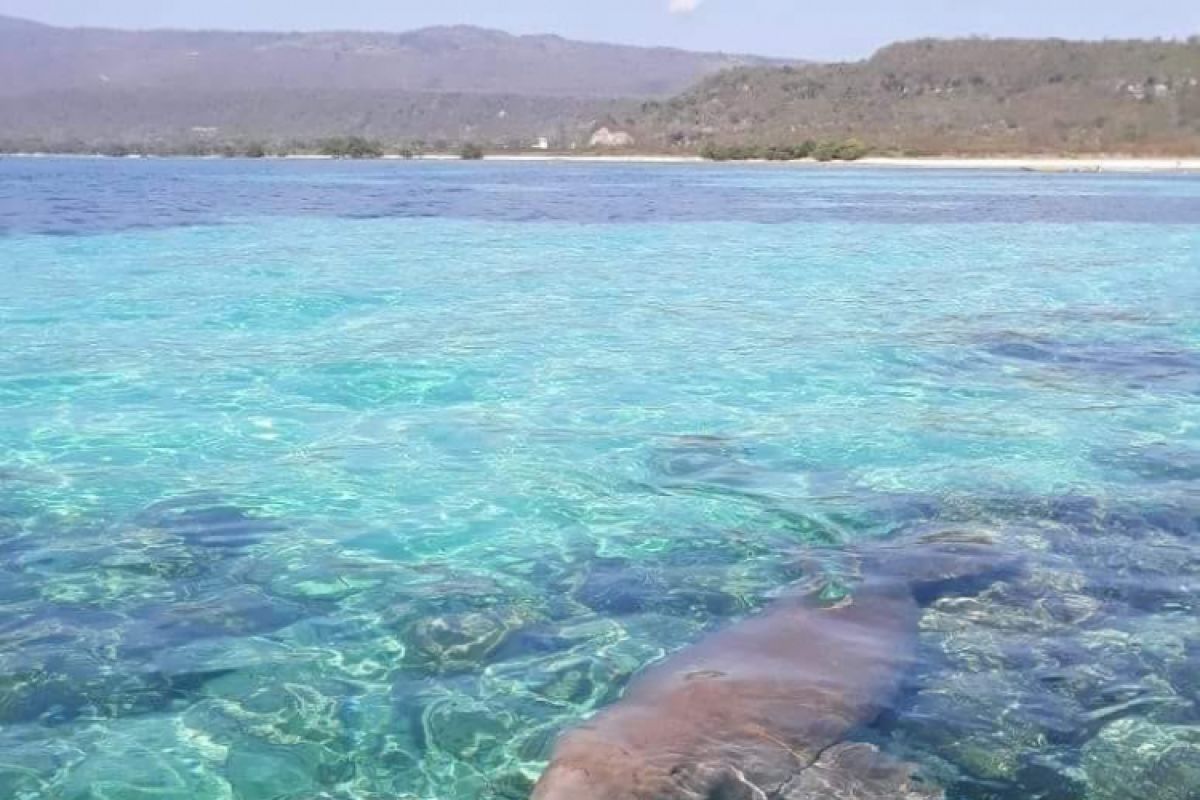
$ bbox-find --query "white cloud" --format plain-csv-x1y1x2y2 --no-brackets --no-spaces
668,0,703,14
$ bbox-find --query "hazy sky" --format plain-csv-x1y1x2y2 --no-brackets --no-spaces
4,0,1198,60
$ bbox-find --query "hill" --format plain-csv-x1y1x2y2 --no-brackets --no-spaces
0,13,49,31
0,14,781,150
631,38,1200,155
4,19,1198,156
0,15,781,98
0,88,615,152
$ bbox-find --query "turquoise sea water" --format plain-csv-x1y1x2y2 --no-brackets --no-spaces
1,160,1198,799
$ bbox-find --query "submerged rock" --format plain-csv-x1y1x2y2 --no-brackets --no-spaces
420,694,520,763
574,559,667,616
982,336,1200,394
0,665,235,726
1097,443,1200,483
96,540,211,581
1036,592,1104,626
135,493,285,553
1083,718,1200,800
486,625,576,664
574,557,744,619
487,770,538,800
897,671,1084,783
1165,639,1200,705
120,586,308,659
402,609,533,673
646,435,748,479
642,434,814,513
778,742,943,800
225,738,323,799
61,716,233,800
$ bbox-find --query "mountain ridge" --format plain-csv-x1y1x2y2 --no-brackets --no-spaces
2,15,1198,155
0,13,49,29
0,14,789,99
0,16,752,57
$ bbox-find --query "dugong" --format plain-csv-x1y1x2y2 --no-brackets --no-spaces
532,533,1017,800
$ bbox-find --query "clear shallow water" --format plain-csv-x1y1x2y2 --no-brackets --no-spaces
0,159,1198,799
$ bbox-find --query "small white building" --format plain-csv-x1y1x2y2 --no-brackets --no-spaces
589,127,635,148
532,137,550,150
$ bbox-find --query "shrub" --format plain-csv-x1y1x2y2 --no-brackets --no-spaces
834,138,870,160
318,136,384,159
811,138,870,161
811,140,841,161
460,143,485,160
702,143,765,160
704,141,822,161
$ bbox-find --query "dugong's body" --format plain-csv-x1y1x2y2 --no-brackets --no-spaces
533,535,1011,800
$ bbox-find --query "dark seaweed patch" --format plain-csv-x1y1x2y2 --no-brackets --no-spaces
118,587,308,660
643,435,782,504
136,494,285,553
486,626,575,664
575,559,668,616
983,336,1200,393
0,654,236,726
574,557,744,619
1096,443,1200,483
646,435,750,480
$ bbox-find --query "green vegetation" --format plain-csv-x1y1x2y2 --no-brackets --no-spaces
701,138,868,162
637,39,1200,155
0,137,445,159
2,31,1199,157
810,141,840,162
317,137,385,159
764,142,816,160
459,143,486,160
700,144,763,161
812,138,869,162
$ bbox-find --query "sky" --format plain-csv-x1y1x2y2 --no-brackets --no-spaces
3,0,1198,60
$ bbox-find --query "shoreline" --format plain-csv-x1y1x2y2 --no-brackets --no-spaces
3,152,1199,172
478,155,1200,172
854,156,1200,173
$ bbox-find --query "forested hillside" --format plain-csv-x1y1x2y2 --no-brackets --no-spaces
632,38,1200,155
2,17,1197,156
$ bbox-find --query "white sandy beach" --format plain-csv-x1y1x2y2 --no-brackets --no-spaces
854,156,1200,173
5,152,1199,172
396,153,1200,172
474,154,1200,172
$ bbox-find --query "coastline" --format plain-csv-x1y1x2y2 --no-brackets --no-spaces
477,154,1200,172
854,156,1200,173
3,152,1199,172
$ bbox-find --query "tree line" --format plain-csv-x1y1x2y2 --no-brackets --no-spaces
0,137,494,160
633,38,1200,155
701,139,870,161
